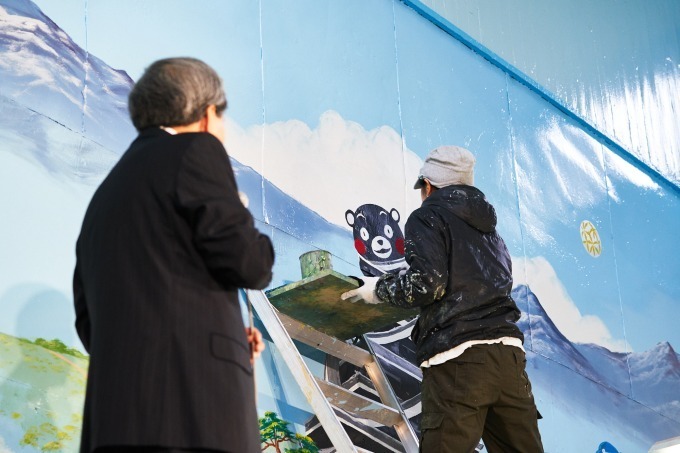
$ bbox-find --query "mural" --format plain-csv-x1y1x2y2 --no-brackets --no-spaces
1,0,678,452
415,0,680,187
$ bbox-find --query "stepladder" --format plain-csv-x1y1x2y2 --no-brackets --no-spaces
246,289,420,453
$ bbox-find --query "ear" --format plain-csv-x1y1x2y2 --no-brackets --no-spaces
390,208,400,223
345,209,355,226
199,107,210,132
424,179,435,198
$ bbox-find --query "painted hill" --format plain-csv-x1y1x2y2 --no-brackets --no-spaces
0,332,88,453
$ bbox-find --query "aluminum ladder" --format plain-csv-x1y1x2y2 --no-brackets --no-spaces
246,289,419,453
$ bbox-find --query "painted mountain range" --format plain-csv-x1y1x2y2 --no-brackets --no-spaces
515,286,680,448
1,1,679,451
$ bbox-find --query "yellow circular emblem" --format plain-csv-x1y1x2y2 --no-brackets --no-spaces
580,220,602,257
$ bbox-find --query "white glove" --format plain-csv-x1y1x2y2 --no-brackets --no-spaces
341,276,383,304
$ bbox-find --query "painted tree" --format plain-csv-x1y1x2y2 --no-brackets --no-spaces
286,432,318,453
259,411,318,453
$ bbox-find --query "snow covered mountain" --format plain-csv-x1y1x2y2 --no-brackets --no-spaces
0,0,135,153
514,284,680,447
515,285,607,384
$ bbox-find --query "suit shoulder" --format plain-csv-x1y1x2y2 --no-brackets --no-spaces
176,133,228,161
175,133,235,190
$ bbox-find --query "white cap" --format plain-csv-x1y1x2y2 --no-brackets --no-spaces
414,145,476,189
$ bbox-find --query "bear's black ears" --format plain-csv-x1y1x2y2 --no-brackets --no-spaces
390,208,400,223
345,209,356,226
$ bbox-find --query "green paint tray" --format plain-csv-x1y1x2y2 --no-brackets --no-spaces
266,268,417,340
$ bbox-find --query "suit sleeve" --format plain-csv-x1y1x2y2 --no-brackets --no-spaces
73,243,91,352
176,135,274,290
375,208,449,308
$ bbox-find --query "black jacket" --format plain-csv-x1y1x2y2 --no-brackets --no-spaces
73,129,274,452
376,185,522,364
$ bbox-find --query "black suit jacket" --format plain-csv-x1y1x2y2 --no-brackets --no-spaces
73,129,274,453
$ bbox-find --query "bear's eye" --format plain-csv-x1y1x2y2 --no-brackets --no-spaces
384,225,393,238
360,227,369,241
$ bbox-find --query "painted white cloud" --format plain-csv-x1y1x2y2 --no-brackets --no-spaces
513,255,629,352
224,110,423,229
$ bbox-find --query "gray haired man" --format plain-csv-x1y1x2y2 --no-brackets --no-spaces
74,58,274,453
343,146,543,452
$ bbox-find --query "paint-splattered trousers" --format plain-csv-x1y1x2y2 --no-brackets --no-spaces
419,343,544,453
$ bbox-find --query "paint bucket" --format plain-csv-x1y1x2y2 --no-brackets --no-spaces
299,250,332,279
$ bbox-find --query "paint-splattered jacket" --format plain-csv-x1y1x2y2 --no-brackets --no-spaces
376,185,523,364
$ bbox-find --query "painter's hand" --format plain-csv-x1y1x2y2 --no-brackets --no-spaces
246,326,265,364
341,276,383,304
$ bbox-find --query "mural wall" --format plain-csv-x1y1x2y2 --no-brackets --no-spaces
419,0,680,188
1,0,678,452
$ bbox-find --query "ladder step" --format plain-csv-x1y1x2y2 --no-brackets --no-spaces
315,378,403,426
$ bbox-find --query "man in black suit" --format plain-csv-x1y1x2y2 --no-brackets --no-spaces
73,58,275,453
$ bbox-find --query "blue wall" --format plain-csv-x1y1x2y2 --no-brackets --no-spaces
0,0,678,451
418,0,680,187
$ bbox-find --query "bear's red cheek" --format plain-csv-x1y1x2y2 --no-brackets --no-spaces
396,238,405,255
354,239,367,255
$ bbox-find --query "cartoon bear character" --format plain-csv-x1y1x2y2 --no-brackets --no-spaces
345,204,407,277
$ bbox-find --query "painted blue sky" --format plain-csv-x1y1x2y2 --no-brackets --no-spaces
32,0,403,133
26,0,680,354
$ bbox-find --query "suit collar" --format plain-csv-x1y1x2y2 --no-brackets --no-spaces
138,127,171,138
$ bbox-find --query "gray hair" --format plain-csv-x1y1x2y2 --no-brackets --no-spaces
128,57,227,131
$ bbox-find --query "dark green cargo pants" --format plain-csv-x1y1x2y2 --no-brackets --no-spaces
419,343,543,453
